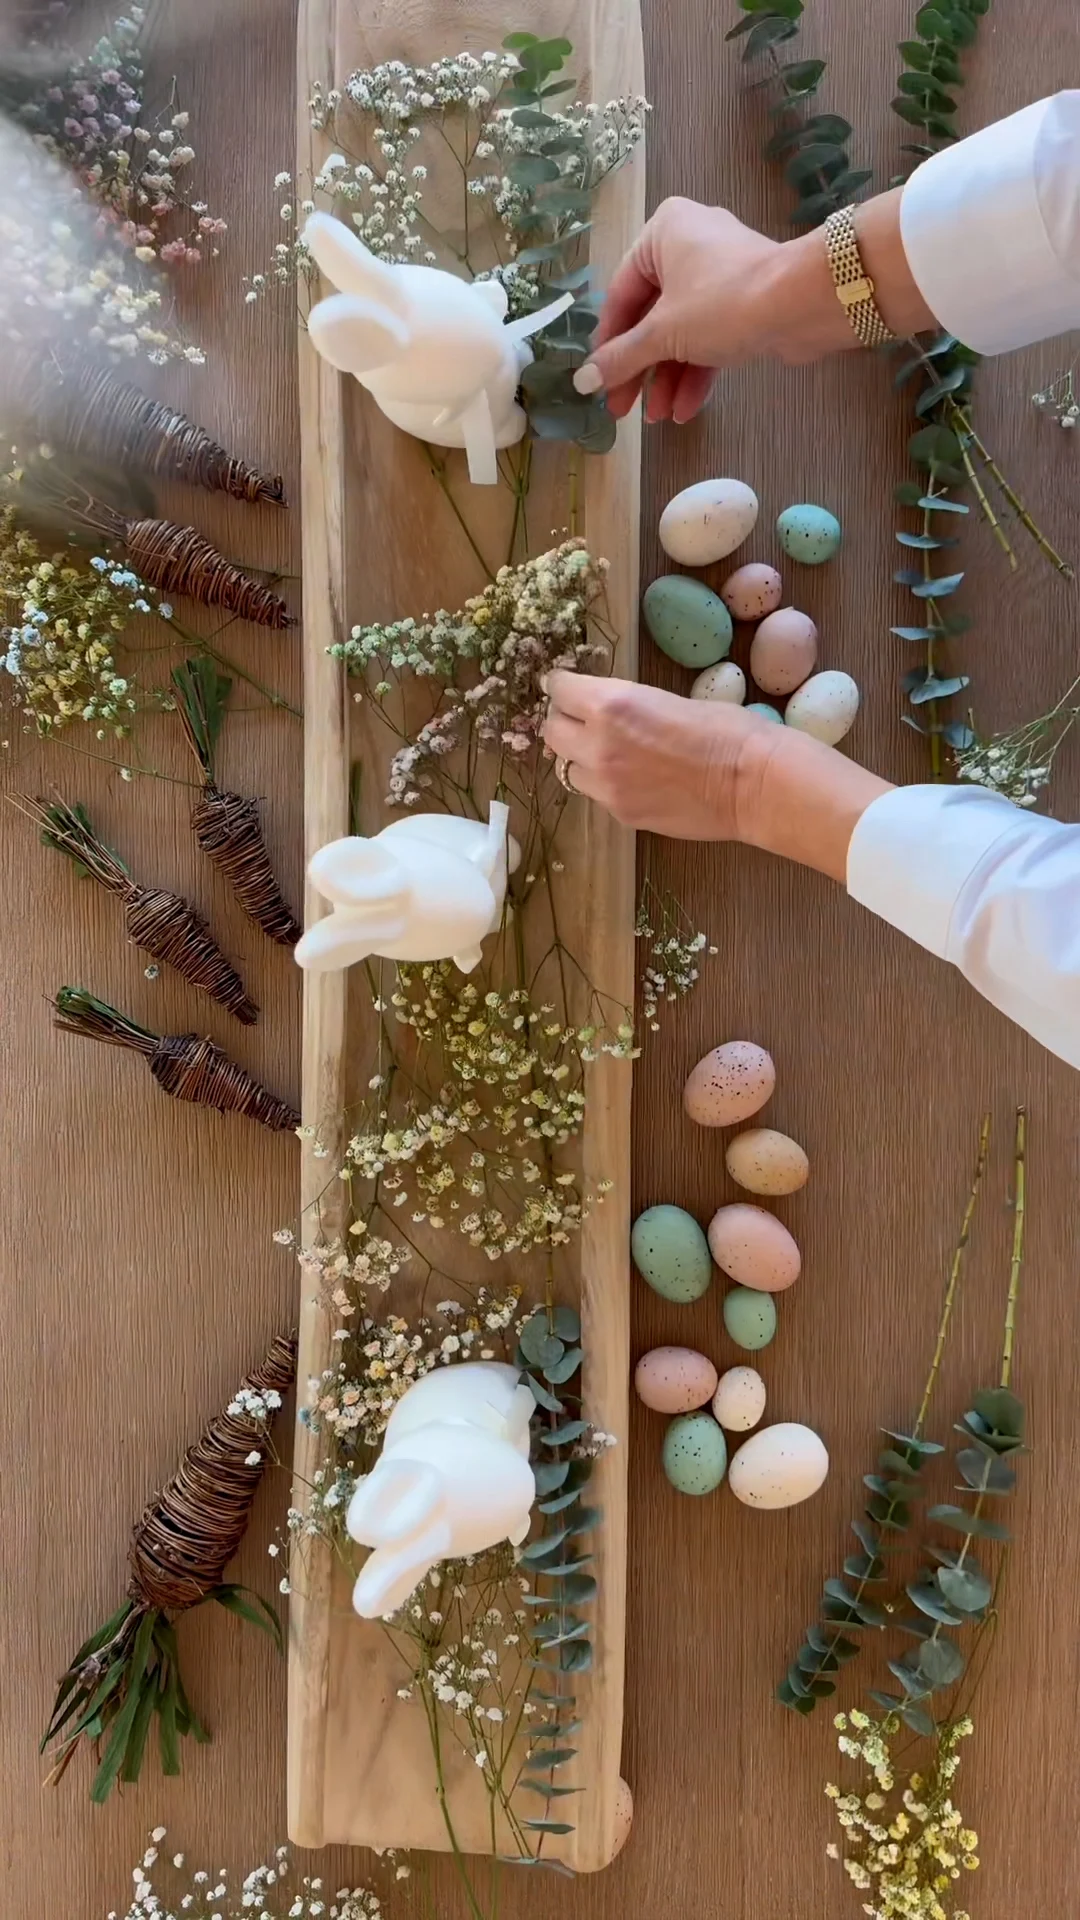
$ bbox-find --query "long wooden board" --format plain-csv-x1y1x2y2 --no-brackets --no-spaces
290,0,644,1871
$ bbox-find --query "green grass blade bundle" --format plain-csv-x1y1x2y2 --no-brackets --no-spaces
42,1331,296,1801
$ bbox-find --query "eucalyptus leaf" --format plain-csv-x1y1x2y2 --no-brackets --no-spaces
891,626,938,642
743,14,800,56
525,1746,578,1770
784,142,844,183
526,1374,565,1414
533,1460,570,1496
542,1419,590,1447
909,424,962,466
868,1688,903,1711
956,1448,1015,1494
779,58,826,89
509,154,561,189
943,721,976,749
918,495,968,513
853,1599,889,1627
900,1701,936,1736
907,1576,963,1626
972,1387,1025,1437
539,1485,583,1513
520,1530,570,1562
887,1659,930,1700
929,1504,1009,1542
909,674,969,705
911,572,965,600
520,1312,564,1365
915,369,969,415
844,1552,886,1582
544,1345,584,1385
917,1636,966,1687
896,532,957,551
879,1448,920,1476
937,1564,991,1612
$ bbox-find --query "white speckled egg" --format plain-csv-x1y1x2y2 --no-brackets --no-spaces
712,1365,767,1432
635,1346,719,1414
708,1203,801,1291
726,1127,809,1196
749,608,818,697
784,670,860,746
719,562,783,622
728,1421,829,1509
691,660,746,705
611,1779,634,1860
746,701,783,723
662,1411,728,1495
659,479,759,567
683,1040,776,1128
776,503,841,565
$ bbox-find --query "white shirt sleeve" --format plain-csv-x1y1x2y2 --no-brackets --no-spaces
847,787,1080,1069
899,91,1080,354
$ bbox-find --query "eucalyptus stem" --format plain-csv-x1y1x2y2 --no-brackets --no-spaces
955,435,1015,571
426,450,497,581
1000,1107,1026,1389
956,412,1075,579
913,1111,992,1434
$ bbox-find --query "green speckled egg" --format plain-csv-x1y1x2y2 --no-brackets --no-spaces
662,1412,728,1495
723,1285,778,1351
776,503,842,565
631,1204,713,1303
643,575,733,669
745,701,783,724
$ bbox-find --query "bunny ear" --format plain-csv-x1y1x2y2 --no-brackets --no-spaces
304,212,410,316
307,836,407,909
347,1459,443,1546
309,292,410,378
293,912,379,974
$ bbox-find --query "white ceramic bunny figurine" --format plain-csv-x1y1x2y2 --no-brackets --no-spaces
295,800,520,976
347,1361,536,1617
303,211,574,485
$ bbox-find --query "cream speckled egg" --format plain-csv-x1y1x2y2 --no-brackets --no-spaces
749,608,818,697
683,1040,776,1128
719,562,783,622
708,1203,801,1291
726,1127,809,1196
659,479,760,567
691,660,746,705
728,1422,829,1509
784,670,860,746
611,1779,634,1860
712,1365,767,1432
635,1346,719,1414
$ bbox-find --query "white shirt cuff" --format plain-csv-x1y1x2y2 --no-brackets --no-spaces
846,786,1026,957
900,92,1080,354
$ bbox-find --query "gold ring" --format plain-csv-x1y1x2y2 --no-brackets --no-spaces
555,755,578,795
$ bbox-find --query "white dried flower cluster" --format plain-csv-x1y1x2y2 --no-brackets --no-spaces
635,885,717,1031
243,173,316,304
953,697,1080,809
392,1591,536,1776
826,1713,978,1920
1032,365,1080,427
109,1832,386,1920
299,1224,409,1301
335,540,609,805
226,1382,283,1422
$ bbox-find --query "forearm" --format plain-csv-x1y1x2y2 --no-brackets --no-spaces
759,188,937,362
734,725,892,884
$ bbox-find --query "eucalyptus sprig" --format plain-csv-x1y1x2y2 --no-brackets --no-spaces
726,0,869,227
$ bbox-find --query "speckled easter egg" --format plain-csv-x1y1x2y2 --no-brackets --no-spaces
708,1204,801,1292
631,1204,713,1303
726,1127,809,1197
749,608,818,697
662,1411,729,1495
643,575,734,670
683,1040,776,1129
722,1286,778,1351
746,701,783,723
728,1422,829,1509
635,1346,719,1414
611,1780,634,1860
659,479,760,566
784,670,860,746
712,1365,767,1432
776,503,842,565
691,660,746,705
719,562,783,622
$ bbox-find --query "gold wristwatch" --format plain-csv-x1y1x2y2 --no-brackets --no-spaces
823,206,895,349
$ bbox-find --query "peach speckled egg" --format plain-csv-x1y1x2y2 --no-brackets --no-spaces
749,608,818,697
691,660,746,705
719,562,783,622
634,1346,719,1414
726,1127,809,1196
683,1040,776,1128
708,1203,802,1291
611,1779,634,1860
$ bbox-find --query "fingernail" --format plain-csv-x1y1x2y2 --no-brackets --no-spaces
540,671,551,692
573,363,603,396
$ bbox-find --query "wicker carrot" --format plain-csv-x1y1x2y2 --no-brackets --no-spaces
172,658,302,947
42,1331,296,1800
52,989,299,1132
122,517,294,627
19,795,258,1023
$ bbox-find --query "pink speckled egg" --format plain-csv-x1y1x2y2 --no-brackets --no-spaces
726,1126,809,1196
634,1346,719,1414
683,1040,776,1129
707,1203,801,1291
749,607,818,696
719,562,783,622
610,1779,634,1859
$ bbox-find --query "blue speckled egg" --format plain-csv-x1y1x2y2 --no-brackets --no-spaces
631,1204,713,1303
746,701,783,724
723,1286,778,1351
643,575,734,669
662,1411,729,1495
776,503,842,565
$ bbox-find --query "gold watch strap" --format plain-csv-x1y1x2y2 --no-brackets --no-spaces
823,206,895,349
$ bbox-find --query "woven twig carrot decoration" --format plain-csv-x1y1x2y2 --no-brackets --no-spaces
47,356,286,506
52,989,299,1132
18,796,258,1024
172,658,302,947
123,518,295,628
42,1331,296,1801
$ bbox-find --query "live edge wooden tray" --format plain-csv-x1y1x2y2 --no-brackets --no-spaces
290,0,644,1871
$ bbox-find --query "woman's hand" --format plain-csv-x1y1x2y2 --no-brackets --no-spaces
541,671,893,884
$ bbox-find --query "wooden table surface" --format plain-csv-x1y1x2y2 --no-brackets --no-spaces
3,1,1079,1915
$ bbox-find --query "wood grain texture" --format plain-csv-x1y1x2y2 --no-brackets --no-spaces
290,0,643,1868
5,0,1080,1914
